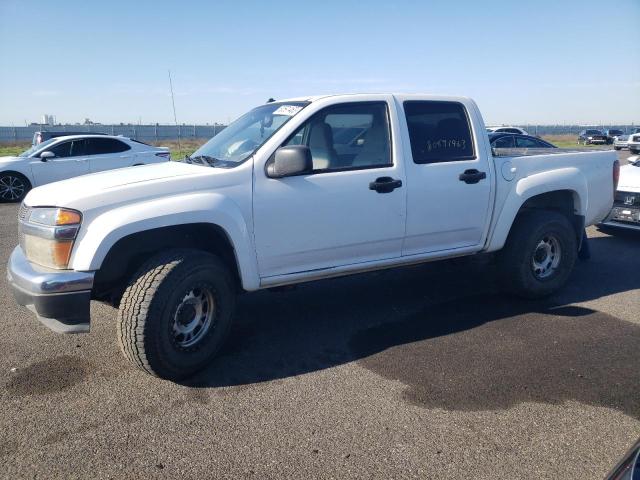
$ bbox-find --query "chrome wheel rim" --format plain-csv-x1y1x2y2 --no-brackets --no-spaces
171,286,216,348
531,234,562,280
0,175,25,201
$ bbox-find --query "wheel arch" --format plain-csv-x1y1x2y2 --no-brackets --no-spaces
487,168,587,252
71,193,260,293
92,223,244,304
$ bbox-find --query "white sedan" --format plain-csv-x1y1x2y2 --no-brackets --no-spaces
0,135,170,202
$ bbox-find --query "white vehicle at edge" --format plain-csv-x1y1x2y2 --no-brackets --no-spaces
628,131,640,155
7,93,618,380
486,125,529,135
601,156,640,231
0,135,170,202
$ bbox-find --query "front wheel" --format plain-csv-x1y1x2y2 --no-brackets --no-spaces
117,249,236,380
0,172,31,203
498,210,577,298
614,146,621,151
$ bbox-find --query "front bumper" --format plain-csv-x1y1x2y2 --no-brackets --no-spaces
6,247,95,333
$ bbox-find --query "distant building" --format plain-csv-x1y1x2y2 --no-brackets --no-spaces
41,114,55,125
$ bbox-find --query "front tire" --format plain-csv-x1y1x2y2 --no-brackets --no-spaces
117,249,236,380
0,172,31,203
498,210,577,298
614,146,621,151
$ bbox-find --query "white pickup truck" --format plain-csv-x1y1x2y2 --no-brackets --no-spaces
7,94,619,380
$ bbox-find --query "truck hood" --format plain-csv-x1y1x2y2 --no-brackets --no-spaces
25,161,218,207
618,162,640,192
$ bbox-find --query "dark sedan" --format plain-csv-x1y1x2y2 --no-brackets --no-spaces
578,129,608,145
489,132,557,149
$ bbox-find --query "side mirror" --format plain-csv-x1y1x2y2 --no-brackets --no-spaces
266,146,313,178
39,151,55,161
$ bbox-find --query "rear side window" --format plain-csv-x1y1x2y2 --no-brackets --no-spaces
86,138,131,155
515,136,545,148
403,101,475,163
493,135,514,148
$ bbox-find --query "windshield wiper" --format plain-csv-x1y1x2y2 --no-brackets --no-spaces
187,155,221,167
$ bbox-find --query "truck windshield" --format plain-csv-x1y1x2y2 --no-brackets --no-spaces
191,101,309,164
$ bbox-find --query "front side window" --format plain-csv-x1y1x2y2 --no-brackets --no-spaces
48,141,72,158
284,102,391,171
404,101,475,164
515,137,543,148
192,101,309,164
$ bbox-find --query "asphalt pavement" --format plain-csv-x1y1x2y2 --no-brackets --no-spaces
0,149,638,479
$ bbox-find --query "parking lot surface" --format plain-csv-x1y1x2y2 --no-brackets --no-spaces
1,151,639,479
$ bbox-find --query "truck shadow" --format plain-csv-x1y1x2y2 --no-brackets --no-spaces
187,232,640,419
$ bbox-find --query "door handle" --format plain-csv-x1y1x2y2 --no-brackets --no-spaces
459,169,486,184
369,176,403,193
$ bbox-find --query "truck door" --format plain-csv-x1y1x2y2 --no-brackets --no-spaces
253,100,407,278
399,99,492,256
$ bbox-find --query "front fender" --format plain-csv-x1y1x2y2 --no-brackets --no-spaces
70,192,260,290
486,167,587,252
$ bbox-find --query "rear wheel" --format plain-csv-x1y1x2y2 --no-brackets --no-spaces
0,172,31,203
117,249,236,380
631,149,640,155
499,210,577,298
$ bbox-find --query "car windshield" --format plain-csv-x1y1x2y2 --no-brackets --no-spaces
190,101,309,164
586,130,602,135
19,137,57,157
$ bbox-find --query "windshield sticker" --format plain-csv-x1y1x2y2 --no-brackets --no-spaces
273,105,303,116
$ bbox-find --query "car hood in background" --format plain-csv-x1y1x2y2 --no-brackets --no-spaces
0,156,23,164
24,161,216,207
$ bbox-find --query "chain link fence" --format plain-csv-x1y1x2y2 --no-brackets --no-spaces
0,124,227,143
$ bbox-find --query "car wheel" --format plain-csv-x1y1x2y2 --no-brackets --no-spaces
498,210,577,299
117,249,236,380
614,146,621,151
631,149,640,155
0,172,31,203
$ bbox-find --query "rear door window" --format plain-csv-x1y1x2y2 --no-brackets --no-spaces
403,101,475,163
86,138,131,155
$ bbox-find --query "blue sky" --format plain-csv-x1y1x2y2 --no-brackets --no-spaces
1,0,638,126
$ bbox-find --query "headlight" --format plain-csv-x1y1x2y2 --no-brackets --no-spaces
19,207,82,269
587,136,593,140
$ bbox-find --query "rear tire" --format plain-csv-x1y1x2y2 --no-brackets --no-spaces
498,210,577,299
117,249,236,380
0,172,31,203
630,149,640,155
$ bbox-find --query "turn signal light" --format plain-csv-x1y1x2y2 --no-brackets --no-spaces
56,209,82,225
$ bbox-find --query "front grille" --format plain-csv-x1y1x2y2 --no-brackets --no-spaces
614,191,639,207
